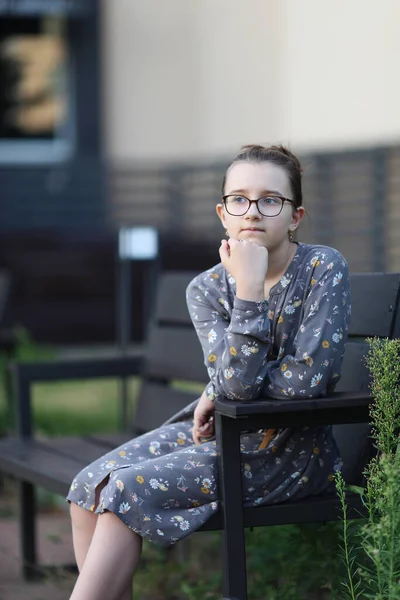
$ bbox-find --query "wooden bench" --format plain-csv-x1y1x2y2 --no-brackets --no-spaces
0,270,399,600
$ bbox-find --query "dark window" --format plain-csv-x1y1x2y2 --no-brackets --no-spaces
0,14,73,162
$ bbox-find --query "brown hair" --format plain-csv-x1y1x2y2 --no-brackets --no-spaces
221,144,303,209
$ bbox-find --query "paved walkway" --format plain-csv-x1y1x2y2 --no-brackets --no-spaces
0,484,76,600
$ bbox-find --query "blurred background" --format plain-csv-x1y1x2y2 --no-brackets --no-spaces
0,3,399,597
0,0,400,347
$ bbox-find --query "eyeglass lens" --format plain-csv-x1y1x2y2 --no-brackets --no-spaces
224,195,285,217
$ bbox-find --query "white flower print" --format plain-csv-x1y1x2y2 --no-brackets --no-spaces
208,328,217,343
156,529,164,536
284,304,295,315
311,373,323,387
310,255,321,267
333,272,343,287
201,478,212,489
149,441,161,455
149,478,159,489
332,331,343,343
280,275,290,288
283,370,293,379
224,367,234,379
241,344,252,356
308,302,319,318
119,502,131,515
177,432,187,440
179,520,190,531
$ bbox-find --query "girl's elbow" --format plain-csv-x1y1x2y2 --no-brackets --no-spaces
215,377,261,402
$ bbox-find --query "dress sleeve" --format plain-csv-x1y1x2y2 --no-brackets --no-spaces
263,254,351,399
186,275,273,401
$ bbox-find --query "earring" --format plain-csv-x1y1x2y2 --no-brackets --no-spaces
225,230,229,238
288,230,295,242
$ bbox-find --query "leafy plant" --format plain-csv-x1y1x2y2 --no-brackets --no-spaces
337,338,400,600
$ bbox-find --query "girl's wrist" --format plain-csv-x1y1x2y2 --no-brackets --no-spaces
235,284,265,302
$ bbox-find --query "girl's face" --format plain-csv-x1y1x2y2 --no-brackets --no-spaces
216,161,304,251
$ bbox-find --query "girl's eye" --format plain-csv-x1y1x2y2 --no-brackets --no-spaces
232,196,247,204
260,196,281,206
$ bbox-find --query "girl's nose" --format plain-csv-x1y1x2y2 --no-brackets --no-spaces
246,201,261,217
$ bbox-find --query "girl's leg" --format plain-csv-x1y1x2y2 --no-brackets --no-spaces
70,503,98,571
69,511,142,600
70,479,108,571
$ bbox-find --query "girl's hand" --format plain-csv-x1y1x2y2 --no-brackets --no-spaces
193,390,215,445
219,238,268,301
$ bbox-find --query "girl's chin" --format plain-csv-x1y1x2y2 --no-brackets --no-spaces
240,234,268,246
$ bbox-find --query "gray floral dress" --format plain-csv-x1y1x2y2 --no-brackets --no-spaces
67,242,350,547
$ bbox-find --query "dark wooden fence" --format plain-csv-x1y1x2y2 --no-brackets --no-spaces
1,144,399,343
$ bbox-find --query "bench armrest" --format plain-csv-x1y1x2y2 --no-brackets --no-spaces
214,390,372,429
11,353,145,439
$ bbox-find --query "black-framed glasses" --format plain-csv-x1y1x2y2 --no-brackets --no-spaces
222,194,295,217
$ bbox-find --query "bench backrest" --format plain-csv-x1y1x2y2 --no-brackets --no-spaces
132,269,400,464
333,272,400,483
133,271,205,433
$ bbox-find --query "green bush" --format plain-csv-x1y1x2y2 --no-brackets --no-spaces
337,338,400,600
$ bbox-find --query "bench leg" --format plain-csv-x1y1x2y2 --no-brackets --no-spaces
215,412,247,600
19,481,39,580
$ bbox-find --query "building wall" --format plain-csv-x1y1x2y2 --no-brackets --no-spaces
278,0,400,151
101,0,282,161
102,0,400,161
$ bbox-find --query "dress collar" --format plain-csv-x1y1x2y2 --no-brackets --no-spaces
268,242,307,297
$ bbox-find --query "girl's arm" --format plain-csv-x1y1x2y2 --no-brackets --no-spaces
187,274,273,401
187,251,350,402
262,255,350,399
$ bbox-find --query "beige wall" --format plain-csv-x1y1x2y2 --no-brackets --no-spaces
102,0,400,161
279,0,400,151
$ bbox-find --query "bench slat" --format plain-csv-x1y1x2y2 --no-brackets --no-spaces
39,436,130,464
85,433,132,449
145,326,207,382
0,438,83,496
154,271,197,324
349,272,400,337
134,382,199,433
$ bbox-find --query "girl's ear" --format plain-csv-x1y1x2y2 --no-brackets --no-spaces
291,206,305,229
216,203,227,228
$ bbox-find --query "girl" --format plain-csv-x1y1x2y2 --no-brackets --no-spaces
67,144,350,600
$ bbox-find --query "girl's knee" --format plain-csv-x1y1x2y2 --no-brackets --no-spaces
70,501,95,524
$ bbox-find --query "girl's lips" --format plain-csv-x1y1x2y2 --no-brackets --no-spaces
241,228,264,232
